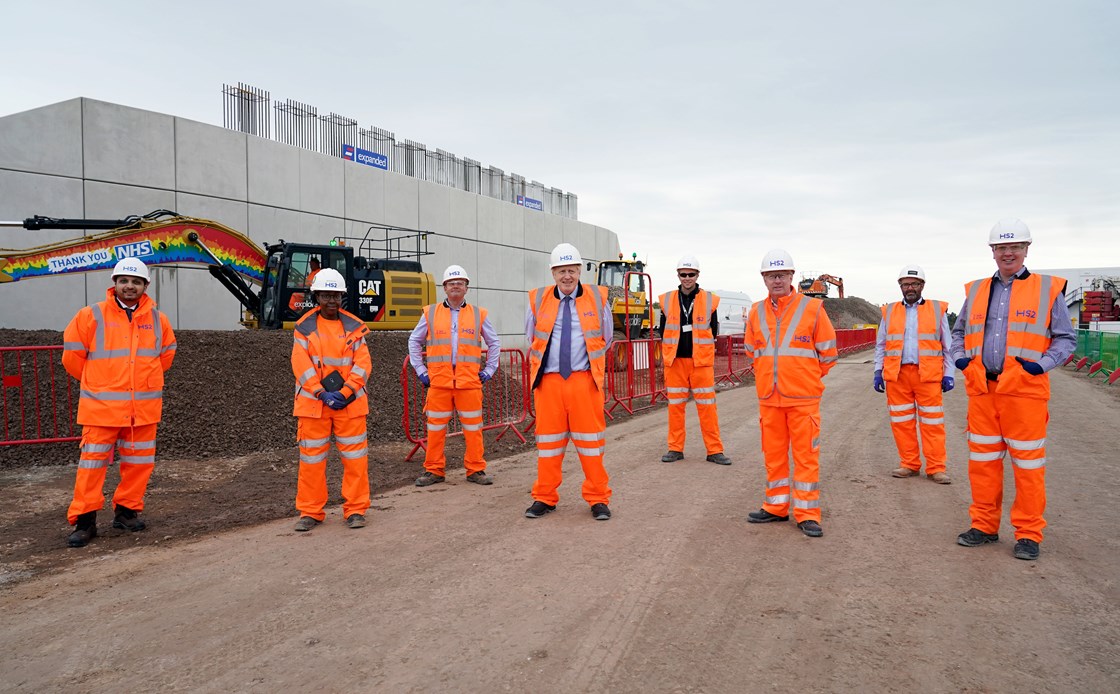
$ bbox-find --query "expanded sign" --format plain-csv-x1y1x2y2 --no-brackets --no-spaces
341,144,389,171
517,195,543,211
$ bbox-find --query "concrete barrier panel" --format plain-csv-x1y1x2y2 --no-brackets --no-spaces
0,99,83,178
247,137,300,209
176,118,248,200
384,174,419,229
344,162,386,223
449,188,478,240
83,100,175,190
418,180,451,235
299,149,344,217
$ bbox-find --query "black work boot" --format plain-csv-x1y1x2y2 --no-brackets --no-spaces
67,511,98,548
112,504,147,532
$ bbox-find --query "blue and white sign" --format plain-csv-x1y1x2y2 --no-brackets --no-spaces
113,240,153,259
517,195,543,212
341,144,389,171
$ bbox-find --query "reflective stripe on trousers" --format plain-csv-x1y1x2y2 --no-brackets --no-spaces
296,413,370,520
758,403,821,523
664,357,723,455
68,423,159,524
422,386,487,476
884,365,946,473
531,372,610,507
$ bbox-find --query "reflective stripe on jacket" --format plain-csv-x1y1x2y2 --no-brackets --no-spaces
881,300,947,383
62,288,177,427
746,292,838,402
660,289,720,367
960,273,1064,400
292,307,372,417
528,284,609,392
425,302,486,389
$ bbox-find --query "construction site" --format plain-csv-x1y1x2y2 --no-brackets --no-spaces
2,88,1119,692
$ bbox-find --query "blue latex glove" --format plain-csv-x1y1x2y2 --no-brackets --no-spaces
319,391,347,409
480,371,492,384
873,370,885,393
954,357,972,371
941,376,954,392
418,373,430,387
1016,357,1044,376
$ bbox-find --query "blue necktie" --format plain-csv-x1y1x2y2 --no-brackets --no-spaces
559,296,572,379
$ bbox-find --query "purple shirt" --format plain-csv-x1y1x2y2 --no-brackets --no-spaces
950,267,1076,373
408,301,501,378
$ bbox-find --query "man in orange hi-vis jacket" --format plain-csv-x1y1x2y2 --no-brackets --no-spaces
745,249,837,538
291,268,372,532
873,264,954,483
408,264,501,487
524,243,614,521
950,219,1075,561
659,254,731,465
62,258,176,548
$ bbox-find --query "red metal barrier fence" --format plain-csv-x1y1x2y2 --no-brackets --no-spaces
400,349,529,462
836,328,877,355
0,346,79,446
605,338,664,417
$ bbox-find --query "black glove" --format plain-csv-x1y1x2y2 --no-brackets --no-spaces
873,370,885,393
941,376,954,392
1016,357,1044,376
418,373,430,387
954,357,972,371
480,371,492,383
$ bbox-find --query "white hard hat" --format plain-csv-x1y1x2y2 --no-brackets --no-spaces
760,249,795,273
898,265,926,282
310,268,346,293
550,243,582,268
677,255,700,272
111,257,150,283
989,218,1032,246
442,265,470,284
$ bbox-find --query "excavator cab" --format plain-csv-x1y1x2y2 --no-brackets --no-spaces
260,244,356,328
595,255,651,339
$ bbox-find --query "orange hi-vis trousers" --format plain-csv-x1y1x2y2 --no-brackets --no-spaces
67,423,158,524
296,413,370,521
885,364,946,474
423,386,485,476
532,371,610,507
664,358,724,455
759,403,822,523
966,391,1048,542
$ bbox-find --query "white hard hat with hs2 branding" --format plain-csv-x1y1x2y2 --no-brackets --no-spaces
442,265,470,284
760,249,795,273
550,243,582,268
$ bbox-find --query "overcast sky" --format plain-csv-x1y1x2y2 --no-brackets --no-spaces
4,1,1117,306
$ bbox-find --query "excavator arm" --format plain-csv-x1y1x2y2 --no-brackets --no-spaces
0,210,267,315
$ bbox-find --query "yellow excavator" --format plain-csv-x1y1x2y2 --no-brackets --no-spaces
588,252,652,340
0,210,435,330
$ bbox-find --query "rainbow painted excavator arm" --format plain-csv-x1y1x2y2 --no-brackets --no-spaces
0,210,267,315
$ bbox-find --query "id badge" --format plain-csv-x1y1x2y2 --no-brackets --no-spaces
682,325,693,333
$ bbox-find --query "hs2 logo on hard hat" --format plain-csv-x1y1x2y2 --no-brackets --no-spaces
769,260,785,267
560,254,574,262
999,233,1016,239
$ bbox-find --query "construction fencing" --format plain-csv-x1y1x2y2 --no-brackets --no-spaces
1077,329,1120,371
0,346,79,446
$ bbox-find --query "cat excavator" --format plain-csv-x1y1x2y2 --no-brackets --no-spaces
0,210,435,330
798,273,845,299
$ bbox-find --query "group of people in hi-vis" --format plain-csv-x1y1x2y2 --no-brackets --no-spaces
60,219,1073,561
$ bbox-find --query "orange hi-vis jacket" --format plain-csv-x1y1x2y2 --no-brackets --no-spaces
881,300,948,383
62,288,177,427
424,302,487,389
660,289,720,367
746,292,838,403
291,307,372,418
960,273,1064,400
528,284,609,392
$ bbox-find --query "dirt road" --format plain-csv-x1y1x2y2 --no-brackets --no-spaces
3,358,1118,692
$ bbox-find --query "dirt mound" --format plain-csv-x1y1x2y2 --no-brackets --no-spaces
822,296,882,329
0,328,414,468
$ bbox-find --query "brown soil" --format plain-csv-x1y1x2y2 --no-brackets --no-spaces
0,328,734,583
822,296,883,329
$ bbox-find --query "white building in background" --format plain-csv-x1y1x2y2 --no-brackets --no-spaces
0,98,620,348
1035,266,1120,331
711,290,752,335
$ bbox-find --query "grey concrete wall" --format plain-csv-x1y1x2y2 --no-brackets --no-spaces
0,98,620,347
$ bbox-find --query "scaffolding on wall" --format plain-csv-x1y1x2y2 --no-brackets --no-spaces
221,82,577,220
